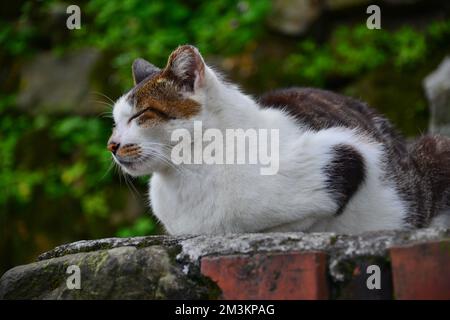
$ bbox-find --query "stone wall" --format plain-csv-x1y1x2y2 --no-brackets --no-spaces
1,228,449,299
424,56,450,137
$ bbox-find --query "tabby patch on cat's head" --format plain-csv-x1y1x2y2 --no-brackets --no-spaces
126,45,205,126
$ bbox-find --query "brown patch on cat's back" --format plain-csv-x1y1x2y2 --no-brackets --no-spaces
128,74,200,121
259,88,388,137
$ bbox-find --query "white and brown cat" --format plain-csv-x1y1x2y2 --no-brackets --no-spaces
108,45,450,235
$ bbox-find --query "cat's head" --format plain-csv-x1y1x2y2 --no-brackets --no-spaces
108,45,212,176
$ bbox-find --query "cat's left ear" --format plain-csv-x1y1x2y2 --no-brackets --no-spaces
132,58,160,85
165,45,206,92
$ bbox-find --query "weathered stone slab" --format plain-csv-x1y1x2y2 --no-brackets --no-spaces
1,228,448,299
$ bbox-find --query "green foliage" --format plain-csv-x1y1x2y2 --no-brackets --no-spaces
284,21,450,86
116,216,156,238
393,27,427,68
427,19,450,43
0,110,111,208
71,0,270,87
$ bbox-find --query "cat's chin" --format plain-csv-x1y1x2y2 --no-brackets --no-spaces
114,155,173,176
114,159,151,177
120,165,151,177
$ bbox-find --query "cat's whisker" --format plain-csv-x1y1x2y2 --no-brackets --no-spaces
139,148,183,175
90,100,115,120
89,99,114,114
99,157,115,181
115,160,139,198
113,161,123,187
91,91,116,105
143,153,180,172
141,142,174,150
97,110,114,119
123,173,141,200
90,99,112,107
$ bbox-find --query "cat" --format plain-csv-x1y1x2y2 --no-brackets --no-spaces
108,45,450,235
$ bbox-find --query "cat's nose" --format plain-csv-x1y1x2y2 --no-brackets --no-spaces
107,141,120,154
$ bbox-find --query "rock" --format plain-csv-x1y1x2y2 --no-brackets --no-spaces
267,0,427,36
267,0,323,35
17,48,103,115
0,239,215,299
1,229,448,299
324,0,370,11
383,0,421,4
424,56,450,137
324,0,421,10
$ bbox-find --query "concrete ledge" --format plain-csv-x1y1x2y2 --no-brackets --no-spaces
1,228,449,299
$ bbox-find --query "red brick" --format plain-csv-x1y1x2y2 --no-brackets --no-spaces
200,251,328,300
390,240,450,300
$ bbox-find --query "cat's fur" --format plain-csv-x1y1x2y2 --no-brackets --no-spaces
109,45,450,235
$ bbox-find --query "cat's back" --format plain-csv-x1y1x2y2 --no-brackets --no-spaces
259,87,407,156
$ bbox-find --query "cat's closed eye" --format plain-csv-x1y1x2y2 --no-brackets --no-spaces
129,107,175,125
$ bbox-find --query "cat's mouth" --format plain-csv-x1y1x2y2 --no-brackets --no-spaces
112,149,171,176
113,155,140,169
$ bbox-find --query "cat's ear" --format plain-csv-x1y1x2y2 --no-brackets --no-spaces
165,45,205,92
132,58,160,85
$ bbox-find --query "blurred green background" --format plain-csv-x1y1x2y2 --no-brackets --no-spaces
1,0,449,275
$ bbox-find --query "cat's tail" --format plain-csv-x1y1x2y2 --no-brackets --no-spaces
407,134,450,227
